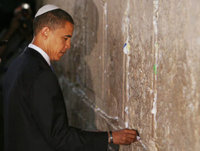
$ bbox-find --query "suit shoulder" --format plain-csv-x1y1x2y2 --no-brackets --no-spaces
4,51,52,88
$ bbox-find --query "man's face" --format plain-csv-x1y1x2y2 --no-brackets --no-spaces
47,21,74,61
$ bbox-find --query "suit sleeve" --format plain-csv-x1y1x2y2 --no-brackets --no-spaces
30,70,108,151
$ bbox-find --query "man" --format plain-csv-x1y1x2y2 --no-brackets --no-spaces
3,4,138,151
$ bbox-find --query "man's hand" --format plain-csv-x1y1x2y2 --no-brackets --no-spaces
111,129,138,145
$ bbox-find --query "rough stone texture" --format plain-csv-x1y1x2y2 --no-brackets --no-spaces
37,0,200,150
156,1,200,151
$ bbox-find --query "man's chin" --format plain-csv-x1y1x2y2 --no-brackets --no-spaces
58,54,65,60
51,53,65,61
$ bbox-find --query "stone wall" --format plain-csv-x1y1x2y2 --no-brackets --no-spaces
37,0,200,150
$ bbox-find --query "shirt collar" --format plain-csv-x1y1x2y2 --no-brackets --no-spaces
28,43,51,66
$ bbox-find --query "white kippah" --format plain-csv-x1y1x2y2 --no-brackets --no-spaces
35,4,59,18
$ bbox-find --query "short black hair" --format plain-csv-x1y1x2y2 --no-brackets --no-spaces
33,9,74,35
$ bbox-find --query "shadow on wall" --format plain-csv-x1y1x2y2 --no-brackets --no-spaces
68,0,120,150
66,0,98,130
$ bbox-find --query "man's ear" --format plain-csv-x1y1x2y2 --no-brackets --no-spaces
41,27,50,39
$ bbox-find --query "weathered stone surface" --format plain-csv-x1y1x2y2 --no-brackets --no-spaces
37,0,200,150
156,1,200,151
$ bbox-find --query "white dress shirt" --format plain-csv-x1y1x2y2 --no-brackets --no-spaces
28,43,51,66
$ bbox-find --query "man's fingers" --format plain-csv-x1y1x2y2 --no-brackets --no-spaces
124,129,137,135
112,129,139,145
127,137,135,142
122,137,136,145
122,134,137,143
124,130,137,139
127,135,137,142
127,134,137,139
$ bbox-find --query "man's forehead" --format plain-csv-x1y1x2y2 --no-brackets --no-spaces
57,22,74,37
64,21,74,31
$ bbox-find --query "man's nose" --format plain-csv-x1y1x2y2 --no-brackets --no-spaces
65,41,71,50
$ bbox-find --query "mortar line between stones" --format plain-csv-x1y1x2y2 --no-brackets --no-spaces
122,0,131,129
101,0,107,101
122,52,126,125
151,0,159,150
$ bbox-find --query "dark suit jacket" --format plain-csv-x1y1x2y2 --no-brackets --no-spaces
3,47,108,151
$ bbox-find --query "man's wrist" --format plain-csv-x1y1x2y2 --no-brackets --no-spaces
108,131,113,144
